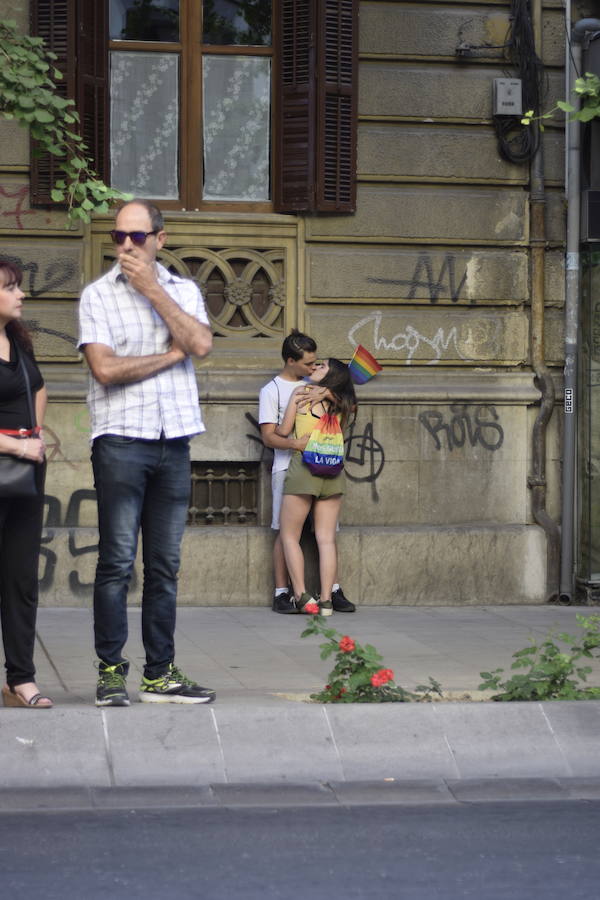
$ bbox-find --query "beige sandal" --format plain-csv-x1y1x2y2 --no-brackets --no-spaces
2,685,53,708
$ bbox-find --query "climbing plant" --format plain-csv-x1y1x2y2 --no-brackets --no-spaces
522,72,600,128
0,18,129,222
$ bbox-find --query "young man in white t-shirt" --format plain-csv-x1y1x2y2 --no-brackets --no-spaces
258,329,355,614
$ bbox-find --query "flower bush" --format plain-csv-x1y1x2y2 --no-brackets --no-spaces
301,615,413,703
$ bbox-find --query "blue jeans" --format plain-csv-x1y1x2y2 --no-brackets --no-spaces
91,435,191,679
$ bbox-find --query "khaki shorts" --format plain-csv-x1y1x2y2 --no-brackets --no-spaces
283,451,345,500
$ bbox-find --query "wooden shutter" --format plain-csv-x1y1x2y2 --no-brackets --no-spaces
274,0,317,211
76,0,108,184
315,0,357,211
275,0,357,213
30,0,108,206
30,0,76,205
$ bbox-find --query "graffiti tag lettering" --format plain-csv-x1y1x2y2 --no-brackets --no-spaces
367,252,469,303
349,310,469,365
419,405,504,452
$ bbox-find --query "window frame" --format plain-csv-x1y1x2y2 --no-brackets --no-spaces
108,0,275,211
30,0,357,215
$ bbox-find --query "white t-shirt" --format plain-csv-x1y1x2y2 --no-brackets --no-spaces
258,375,303,473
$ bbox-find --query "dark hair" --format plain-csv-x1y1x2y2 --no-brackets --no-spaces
281,328,317,363
0,259,33,355
116,198,164,232
319,358,357,428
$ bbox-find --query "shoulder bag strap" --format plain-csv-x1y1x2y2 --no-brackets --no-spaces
272,378,282,425
14,341,37,430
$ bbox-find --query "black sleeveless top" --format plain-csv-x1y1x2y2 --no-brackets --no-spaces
0,337,44,431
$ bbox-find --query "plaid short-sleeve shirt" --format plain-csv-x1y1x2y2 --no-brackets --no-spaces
78,262,209,441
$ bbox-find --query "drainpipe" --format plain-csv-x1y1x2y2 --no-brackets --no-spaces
559,17,600,603
528,0,561,602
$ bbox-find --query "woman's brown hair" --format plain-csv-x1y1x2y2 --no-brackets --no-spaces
319,358,357,429
0,260,34,355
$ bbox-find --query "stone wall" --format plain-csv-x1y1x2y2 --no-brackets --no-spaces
0,1,567,605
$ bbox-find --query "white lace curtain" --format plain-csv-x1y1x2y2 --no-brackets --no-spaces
202,55,271,201
110,51,180,199
110,50,271,201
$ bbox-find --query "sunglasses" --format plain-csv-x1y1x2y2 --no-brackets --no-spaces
110,229,159,246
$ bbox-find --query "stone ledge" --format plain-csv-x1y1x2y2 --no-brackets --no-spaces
38,524,548,607
43,365,548,404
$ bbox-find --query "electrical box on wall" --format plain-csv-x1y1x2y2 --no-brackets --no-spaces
493,79,523,116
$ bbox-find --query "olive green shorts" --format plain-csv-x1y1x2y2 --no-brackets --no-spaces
283,451,345,499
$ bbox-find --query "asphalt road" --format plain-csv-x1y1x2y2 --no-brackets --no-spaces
1,800,599,899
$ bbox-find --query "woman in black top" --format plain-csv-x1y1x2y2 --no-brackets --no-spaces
0,260,51,708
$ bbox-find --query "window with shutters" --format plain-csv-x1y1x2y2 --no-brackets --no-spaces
30,0,357,213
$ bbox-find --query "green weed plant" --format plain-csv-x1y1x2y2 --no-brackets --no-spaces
522,73,600,130
479,614,600,701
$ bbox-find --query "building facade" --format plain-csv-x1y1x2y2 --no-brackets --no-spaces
0,0,570,606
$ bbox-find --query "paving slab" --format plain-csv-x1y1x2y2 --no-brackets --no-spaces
431,703,571,779
541,702,600,778
0,707,110,789
105,705,225,786
213,704,344,783
324,703,460,781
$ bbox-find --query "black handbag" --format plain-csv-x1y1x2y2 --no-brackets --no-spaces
0,343,39,499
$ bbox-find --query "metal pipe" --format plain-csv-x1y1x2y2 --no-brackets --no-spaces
528,0,561,602
558,18,600,602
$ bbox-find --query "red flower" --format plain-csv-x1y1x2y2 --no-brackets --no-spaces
304,601,320,614
338,636,356,653
371,668,394,688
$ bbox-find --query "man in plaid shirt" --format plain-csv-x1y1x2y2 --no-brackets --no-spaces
79,199,216,708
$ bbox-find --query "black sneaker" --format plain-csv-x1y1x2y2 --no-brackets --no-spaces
96,661,130,707
139,664,216,704
272,591,298,614
331,587,356,612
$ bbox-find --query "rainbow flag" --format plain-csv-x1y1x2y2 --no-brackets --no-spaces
348,344,383,384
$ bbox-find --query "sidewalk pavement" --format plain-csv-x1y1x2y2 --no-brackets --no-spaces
2,604,600,805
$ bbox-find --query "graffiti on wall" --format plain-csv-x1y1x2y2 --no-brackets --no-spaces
347,310,509,366
348,311,468,365
7,255,78,297
419,405,504,452
344,421,385,501
40,489,101,597
0,184,34,230
367,252,469,303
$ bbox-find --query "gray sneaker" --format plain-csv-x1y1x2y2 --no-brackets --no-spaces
139,664,215,704
96,662,130,707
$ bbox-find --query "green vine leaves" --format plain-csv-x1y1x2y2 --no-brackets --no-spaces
521,72,600,130
0,19,131,222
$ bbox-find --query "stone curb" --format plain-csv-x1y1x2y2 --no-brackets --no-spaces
1,700,600,791
1,778,600,812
